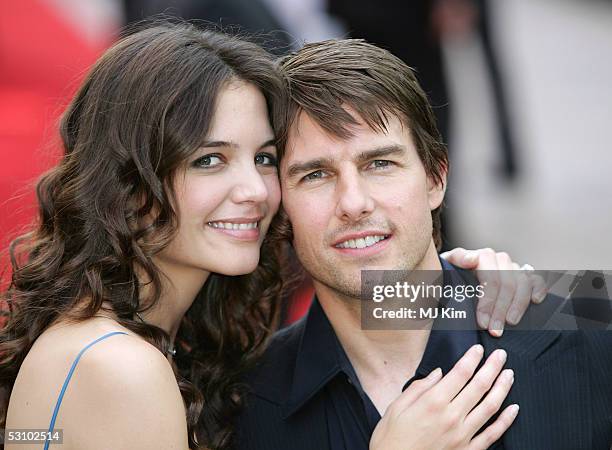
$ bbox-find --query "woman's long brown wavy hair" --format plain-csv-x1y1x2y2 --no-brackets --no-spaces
0,21,287,449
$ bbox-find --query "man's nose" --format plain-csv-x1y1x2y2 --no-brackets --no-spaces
335,169,374,222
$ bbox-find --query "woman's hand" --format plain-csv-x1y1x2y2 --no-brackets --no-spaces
370,344,518,450
441,247,547,336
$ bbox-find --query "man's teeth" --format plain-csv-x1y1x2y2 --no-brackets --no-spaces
207,221,258,230
335,235,386,249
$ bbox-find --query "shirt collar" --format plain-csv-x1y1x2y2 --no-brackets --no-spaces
417,259,480,376
282,296,343,418
281,258,480,419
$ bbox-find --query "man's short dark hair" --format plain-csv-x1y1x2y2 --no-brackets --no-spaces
278,39,449,249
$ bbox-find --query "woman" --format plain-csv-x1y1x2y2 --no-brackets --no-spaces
0,21,534,450
0,22,286,449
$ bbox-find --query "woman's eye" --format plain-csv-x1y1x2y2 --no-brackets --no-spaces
192,154,223,168
255,153,278,167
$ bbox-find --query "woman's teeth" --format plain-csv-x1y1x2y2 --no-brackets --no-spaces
207,221,258,230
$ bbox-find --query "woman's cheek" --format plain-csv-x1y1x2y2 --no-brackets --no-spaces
265,174,282,215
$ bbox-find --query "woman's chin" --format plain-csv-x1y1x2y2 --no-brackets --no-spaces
210,256,260,276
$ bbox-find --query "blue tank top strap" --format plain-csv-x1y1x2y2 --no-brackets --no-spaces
44,331,128,450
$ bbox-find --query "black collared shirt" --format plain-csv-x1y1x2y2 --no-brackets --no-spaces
236,262,612,449
236,261,482,450
305,296,479,449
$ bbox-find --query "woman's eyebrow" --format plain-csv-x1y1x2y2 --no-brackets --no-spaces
258,139,277,150
200,140,238,149
199,139,276,150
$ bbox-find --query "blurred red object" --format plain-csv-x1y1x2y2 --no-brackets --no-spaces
0,0,114,316
285,279,315,325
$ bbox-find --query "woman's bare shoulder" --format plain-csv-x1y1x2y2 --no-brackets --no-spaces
14,316,147,386
7,318,188,450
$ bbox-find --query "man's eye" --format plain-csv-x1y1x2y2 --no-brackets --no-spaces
303,170,326,181
255,153,278,166
369,160,393,169
192,154,223,168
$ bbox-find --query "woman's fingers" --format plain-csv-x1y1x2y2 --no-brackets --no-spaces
372,345,517,450
389,367,442,415
529,269,548,304
429,344,485,402
442,248,547,331
473,249,500,329
464,367,515,435
468,403,519,450
503,266,548,325
440,247,479,268
505,271,533,326
451,349,507,414
487,252,516,336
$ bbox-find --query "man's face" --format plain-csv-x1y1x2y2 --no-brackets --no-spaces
280,110,446,299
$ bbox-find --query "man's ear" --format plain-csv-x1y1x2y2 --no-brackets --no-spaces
427,164,448,210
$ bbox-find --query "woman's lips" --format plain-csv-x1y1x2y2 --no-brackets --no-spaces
206,220,261,241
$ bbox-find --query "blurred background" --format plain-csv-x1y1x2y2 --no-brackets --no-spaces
1,0,611,314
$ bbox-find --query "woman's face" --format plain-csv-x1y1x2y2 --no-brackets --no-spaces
156,81,281,276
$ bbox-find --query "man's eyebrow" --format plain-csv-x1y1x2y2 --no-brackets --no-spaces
200,139,277,151
356,145,406,163
284,145,406,179
285,157,335,179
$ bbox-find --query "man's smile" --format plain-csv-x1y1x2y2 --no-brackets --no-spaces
332,232,393,256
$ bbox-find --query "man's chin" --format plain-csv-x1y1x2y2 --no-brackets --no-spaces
328,252,396,269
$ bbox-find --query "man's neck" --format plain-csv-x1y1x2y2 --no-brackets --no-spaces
314,242,443,414
316,283,432,396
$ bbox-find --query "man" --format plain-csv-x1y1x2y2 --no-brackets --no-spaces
236,40,612,449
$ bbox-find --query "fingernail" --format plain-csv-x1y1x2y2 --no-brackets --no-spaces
496,349,507,362
465,251,478,263
504,368,514,381
490,328,502,337
479,313,490,328
489,321,504,337
429,367,442,379
473,344,484,355
534,291,546,303
508,309,520,325
509,404,520,417
492,320,504,333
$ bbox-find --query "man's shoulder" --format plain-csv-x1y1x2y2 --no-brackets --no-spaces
482,328,612,447
581,329,612,364
482,326,612,380
236,317,333,450
234,319,309,448
244,317,307,404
